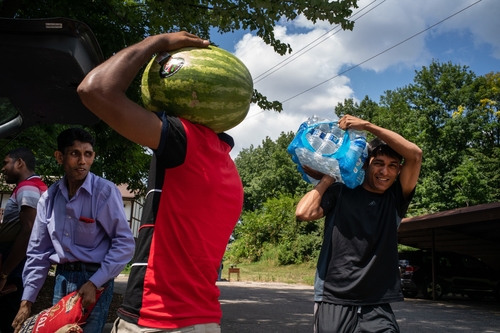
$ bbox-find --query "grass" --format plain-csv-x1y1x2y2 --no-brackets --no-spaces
221,261,316,286
119,261,316,286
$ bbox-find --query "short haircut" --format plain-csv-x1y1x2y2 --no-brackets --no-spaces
6,147,36,171
367,137,403,163
57,128,95,153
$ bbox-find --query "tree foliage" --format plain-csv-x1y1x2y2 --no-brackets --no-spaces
231,61,500,264
0,0,358,193
234,131,311,211
229,131,322,264
226,195,323,265
336,61,500,214
0,123,151,193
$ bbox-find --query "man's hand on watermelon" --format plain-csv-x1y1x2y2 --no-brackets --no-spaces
155,31,210,53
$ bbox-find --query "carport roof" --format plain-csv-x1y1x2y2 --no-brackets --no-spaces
398,202,500,269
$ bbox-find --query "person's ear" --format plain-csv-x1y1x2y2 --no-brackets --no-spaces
54,151,64,165
15,157,24,169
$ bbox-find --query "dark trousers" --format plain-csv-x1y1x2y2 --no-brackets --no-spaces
54,263,114,333
314,302,400,333
0,277,23,333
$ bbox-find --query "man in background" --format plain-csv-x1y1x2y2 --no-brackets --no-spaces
12,128,135,333
0,148,47,333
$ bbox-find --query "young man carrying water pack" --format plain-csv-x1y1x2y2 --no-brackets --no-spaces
296,114,422,333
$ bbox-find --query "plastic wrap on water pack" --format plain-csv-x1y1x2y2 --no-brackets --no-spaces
287,115,368,188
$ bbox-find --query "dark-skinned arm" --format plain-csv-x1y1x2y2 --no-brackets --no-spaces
78,32,209,150
0,206,36,292
338,114,422,198
296,166,335,221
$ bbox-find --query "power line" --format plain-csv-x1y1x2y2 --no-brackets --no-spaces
247,0,483,119
280,0,483,104
253,0,385,83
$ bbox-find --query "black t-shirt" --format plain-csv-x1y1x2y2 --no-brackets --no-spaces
315,180,413,305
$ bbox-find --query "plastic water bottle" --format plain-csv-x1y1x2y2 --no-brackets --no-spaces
306,123,329,151
322,156,341,180
342,139,365,170
338,130,366,170
306,115,320,126
343,163,365,188
306,128,325,151
317,125,343,155
295,148,342,184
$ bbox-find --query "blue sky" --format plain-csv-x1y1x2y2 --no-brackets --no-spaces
208,0,500,158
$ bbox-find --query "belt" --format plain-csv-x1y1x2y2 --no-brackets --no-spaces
59,262,101,273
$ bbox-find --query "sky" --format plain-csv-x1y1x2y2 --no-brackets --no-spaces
207,0,500,159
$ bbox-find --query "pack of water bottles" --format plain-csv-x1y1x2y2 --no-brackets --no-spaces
287,115,369,188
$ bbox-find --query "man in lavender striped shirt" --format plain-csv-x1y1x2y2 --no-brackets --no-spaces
12,128,135,333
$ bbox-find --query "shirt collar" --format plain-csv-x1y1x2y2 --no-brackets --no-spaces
59,172,95,198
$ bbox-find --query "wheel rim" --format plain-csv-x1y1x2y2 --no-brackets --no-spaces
426,281,442,297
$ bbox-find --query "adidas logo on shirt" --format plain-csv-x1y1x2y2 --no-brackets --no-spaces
368,200,377,206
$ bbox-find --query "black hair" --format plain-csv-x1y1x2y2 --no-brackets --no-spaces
367,137,403,163
57,128,95,153
6,147,36,171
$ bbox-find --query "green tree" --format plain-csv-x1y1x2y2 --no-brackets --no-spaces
0,0,359,192
227,194,323,264
451,154,494,206
231,62,500,266
334,63,500,215
405,62,500,212
0,123,151,194
230,131,322,264
335,96,380,126
235,131,311,211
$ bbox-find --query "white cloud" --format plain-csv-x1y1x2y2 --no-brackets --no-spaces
222,0,500,159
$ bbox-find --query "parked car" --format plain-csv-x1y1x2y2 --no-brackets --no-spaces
398,250,500,300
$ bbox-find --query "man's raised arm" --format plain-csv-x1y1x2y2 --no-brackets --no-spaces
338,114,422,198
77,32,209,149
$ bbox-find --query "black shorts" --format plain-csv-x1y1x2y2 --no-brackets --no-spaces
314,302,400,333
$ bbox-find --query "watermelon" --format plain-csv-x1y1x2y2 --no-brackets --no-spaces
141,46,253,133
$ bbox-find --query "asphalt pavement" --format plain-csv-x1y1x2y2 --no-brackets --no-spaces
104,277,500,333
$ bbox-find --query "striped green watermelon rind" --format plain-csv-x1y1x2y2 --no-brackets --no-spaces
141,46,253,133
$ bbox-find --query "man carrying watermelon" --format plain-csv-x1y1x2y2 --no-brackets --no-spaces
78,32,244,333
296,114,422,333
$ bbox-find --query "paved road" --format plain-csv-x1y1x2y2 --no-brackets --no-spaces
219,281,313,332
218,281,500,333
105,278,500,333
